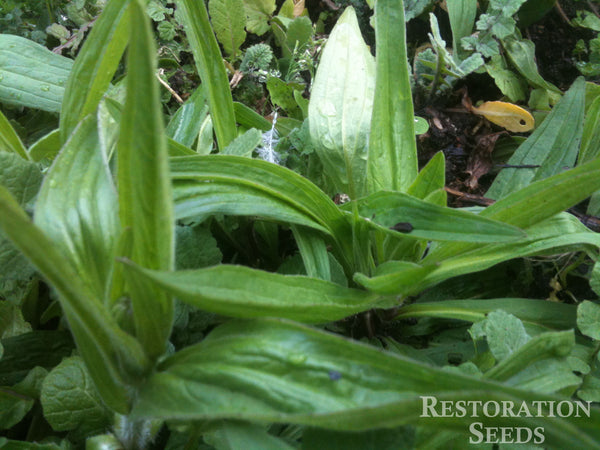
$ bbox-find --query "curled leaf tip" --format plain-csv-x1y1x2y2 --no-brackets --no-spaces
472,101,535,133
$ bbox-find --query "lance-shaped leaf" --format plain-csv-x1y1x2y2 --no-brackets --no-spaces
407,151,445,200
396,298,577,331
35,115,119,301
418,214,600,294
0,34,72,113
60,0,133,141
171,155,345,231
291,225,331,281
117,0,174,360
308,7,375,199
487,77,585,199
353,261,437,295
170,155,355,269
0,109,28,160
131,318,600,448
121,261,389,323
0,186,148,413
348,191,525,242
166,86,208,148
367,0,417,194
427,154,600,264
177,0,237,149
447,0,477,61
502,37,561,95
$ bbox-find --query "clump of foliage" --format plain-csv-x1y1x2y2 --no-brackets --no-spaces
572,9,600,77
413,0,562,107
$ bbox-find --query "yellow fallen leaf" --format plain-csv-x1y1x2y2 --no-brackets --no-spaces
471,101,535,133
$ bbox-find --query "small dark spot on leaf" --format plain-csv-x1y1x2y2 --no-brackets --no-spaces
519,119,526,125
328,370,342,381
447,352,463,365
390,222,413,233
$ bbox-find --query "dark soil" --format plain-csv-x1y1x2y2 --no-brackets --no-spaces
527,2,597,89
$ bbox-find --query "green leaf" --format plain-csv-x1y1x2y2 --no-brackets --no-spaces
350,191,525,242
500,354,581,394
209,0,247,59
308,7,375,199
175,224,222,270
166,86,209,148
266,77,303,119
577,301,600,341
485,168,600,232
0,302,32,339
475,310,530,361
170,155,353,267
0,386,33,429
487,77,586,199
353,261,436,295
121,261,386,323
0,331,73,387
147,0,172,21
0,110,27,160
486,54,527,103
462,34,499,58
197,114,215,155
86,434,124,450
0,34,72,113
420,213,600,292
40,356,112,438
0,186,147,413
59,0,132,142
579,95,600,165
117,0,175,360
413,116,429,135
222,128,262,157
284,16,313,58
132,318,600,448
573,10,600,31
484,329,575,382
404,0,435,21
28,129,61,163
446,0,477,60
502,37,561,95
579,375,600,402
0,367,46,429
244,0,276,35
0,153,42,283
234,101,272,131
407,151,445,200
35,116,118,301
396,298,577,331
204,421,295,450
178,0,237,149
158,20,177,40
0,152,42,209
291,225,332,281
591,262,600,297
368,0,417,194
489,0,527,17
